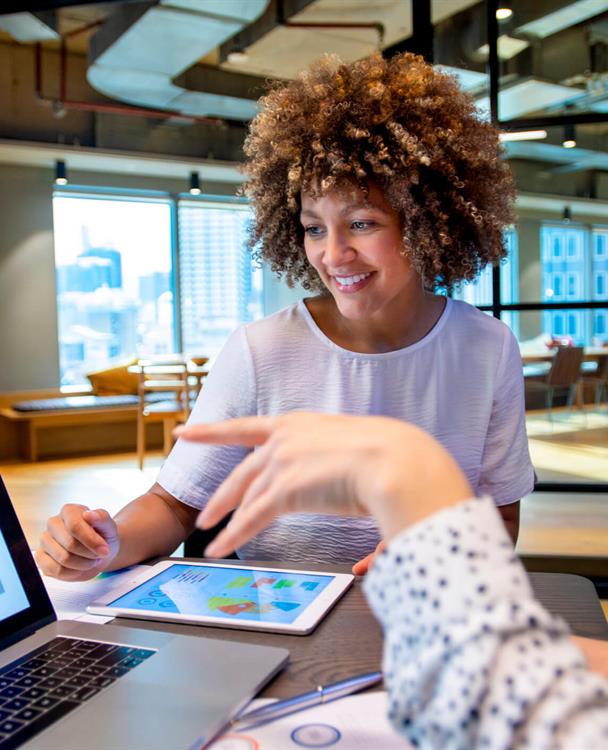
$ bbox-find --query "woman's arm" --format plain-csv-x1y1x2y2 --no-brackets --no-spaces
365,497,608,750
498,499,520,544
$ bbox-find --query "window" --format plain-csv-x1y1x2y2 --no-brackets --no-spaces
566,273,579,298
178,199,263,357
451,228,518,303
594,230,607,259
596,271,607,299
53,193,175,386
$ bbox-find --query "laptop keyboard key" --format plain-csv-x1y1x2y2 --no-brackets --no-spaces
0,718,25,734
80,665,106,678
20,688,45,701
3,699,29,712
13,676,39,689
64,676,90,688
87,676,114,689
50,685,76,699
12,707,43,723
0,687,22,700
105,666,130,678
36,677,63,690
31,695,60,710
70,686,99,702
0,712,10,724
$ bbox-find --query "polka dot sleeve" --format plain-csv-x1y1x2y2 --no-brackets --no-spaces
363,495,608,750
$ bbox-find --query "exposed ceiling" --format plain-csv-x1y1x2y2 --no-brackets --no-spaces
0,0,608,182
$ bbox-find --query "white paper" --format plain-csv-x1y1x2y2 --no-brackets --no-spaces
42,565,149,622
208,692,413,750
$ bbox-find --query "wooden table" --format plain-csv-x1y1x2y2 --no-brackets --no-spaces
521,346,608,365
114,560,608,699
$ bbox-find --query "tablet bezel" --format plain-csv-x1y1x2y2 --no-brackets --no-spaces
87,560,354,635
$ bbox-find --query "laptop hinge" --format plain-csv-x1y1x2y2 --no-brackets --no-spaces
0,613,57,653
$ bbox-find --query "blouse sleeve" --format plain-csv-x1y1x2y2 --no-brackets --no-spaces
155,325,257,510
479,327,535,506
364,496,608,750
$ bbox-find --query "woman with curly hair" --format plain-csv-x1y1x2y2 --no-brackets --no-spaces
36,53,534,582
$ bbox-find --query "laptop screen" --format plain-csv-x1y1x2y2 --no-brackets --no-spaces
0,475,55,650
0,528,29,620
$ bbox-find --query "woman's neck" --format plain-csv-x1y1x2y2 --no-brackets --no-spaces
304,291,447,354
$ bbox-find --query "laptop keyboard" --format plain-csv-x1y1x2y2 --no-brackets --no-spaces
0,636,155,749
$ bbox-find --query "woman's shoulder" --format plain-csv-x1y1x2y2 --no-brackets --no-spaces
242,300,313,352
447,298,513,340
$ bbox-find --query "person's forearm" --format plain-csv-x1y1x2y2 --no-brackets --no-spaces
105,490,196,570
364,496,608,750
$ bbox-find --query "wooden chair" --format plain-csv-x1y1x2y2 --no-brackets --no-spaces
526,346,584,420
581,354,608,409
136,360,190,470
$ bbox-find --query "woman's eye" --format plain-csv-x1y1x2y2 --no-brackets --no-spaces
304,225,324,236
351,220,374,231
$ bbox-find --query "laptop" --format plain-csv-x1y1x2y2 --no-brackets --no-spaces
0,475,289,750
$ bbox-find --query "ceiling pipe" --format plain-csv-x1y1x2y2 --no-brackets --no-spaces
34,43,221,125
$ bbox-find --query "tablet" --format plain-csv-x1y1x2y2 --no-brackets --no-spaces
87,560,354,635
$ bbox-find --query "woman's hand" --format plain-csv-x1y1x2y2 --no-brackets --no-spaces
352,540,386,576
176,412,472,559
35,504,119,581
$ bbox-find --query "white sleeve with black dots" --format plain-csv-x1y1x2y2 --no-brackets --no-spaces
363,495,608,750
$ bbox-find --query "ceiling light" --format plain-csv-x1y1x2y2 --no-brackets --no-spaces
189,171,201,195
227,47,249,64
496,1,513,21
54,160,68,185
562,124,576,148
563,206,572,223
499,129,547,142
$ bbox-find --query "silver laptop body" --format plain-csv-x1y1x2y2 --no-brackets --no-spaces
0,476,288,750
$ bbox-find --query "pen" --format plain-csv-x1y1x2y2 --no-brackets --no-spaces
231,670,383,732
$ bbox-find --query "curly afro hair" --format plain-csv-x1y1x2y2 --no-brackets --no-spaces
242,52,516,292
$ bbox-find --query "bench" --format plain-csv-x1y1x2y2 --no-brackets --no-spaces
0,394,167,461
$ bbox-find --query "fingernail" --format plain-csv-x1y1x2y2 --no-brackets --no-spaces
97,546,110,556
204,542,219,557
173,426,185,437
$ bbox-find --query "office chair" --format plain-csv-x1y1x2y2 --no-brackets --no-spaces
526,346,584,421
581,354,608,410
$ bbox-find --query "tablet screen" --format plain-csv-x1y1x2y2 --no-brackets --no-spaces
108,564,335,624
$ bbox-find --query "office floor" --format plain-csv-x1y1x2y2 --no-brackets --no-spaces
526,407,608,484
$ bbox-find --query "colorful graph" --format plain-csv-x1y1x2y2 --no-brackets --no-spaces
273,579,295,589
251,577,276,589
226,575,253,590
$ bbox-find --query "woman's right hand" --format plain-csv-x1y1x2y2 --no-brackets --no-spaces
35,504,120,581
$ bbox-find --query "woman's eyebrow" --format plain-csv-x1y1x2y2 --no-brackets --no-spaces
300,208,320,219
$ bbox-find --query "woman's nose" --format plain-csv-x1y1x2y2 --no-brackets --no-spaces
323,230,356,267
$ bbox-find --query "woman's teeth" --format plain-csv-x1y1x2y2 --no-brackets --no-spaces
334,272,371,286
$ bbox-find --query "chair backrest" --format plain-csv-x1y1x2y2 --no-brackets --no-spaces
137,360,190,418
595,354,608,382
547,346,584,387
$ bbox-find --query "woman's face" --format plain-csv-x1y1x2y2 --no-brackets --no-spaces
300,182,419,324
